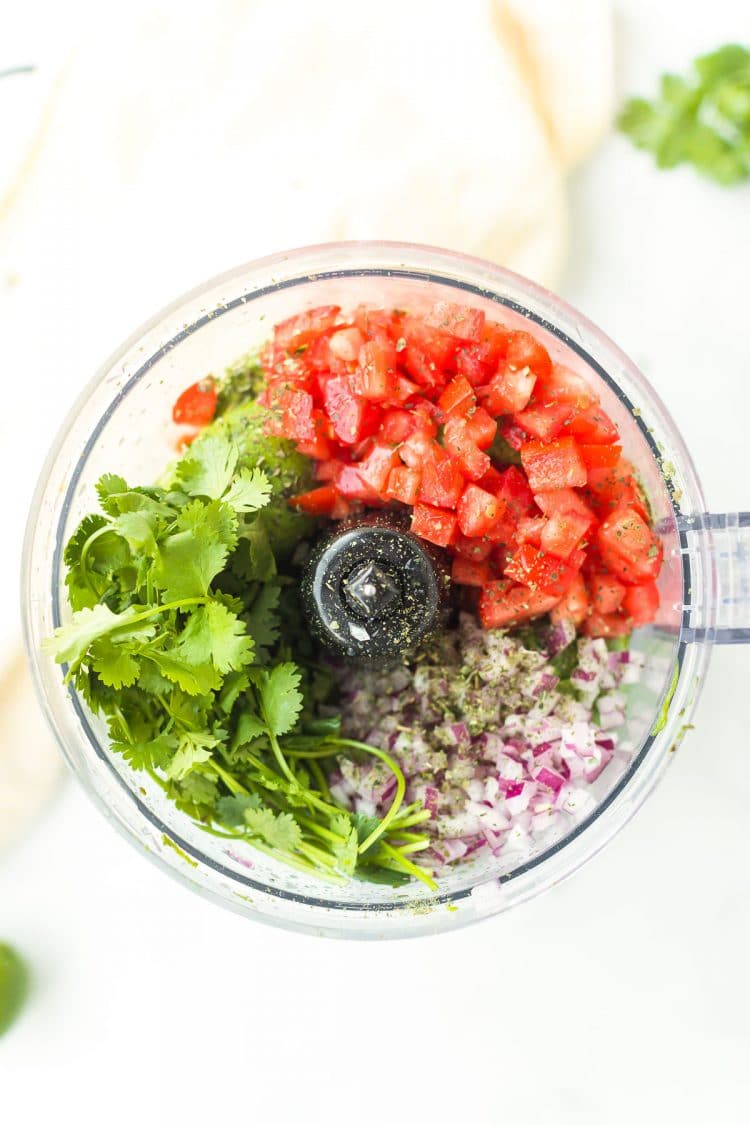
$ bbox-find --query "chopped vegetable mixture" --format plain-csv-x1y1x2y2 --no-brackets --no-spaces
45,299,663,888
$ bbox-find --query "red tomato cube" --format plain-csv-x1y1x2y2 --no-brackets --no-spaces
323,377,377,444
172,379,218,427
439,375,476,418
579,443,622,470
453,533,493,561
357,443,401,494
550,574,590,627
583,611,632,638
537,364,596,408
533,488,595,522
410,503,457,547
568,405,619,444
289,484,339,516
521,437,587,491
597,507,663,585
443,418,491,481
386,466,421,506
424,301,485,342
540,508,593,559
622,581,660,626
352,340,399,401
514,402,575,442
274,305,341,354
506,331,552,380
479,581,559,629
589,573,627,613
464,407,497,449
418,444,465,509
480,365,536,415
451,557,492,587
504,544,579,597
457,484,502,538
516,517,546,546
335,465,379,502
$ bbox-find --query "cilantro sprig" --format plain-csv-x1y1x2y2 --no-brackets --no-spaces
46,412,437,890
619,44,750,185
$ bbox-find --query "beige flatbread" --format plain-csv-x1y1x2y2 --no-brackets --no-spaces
0,651,63,854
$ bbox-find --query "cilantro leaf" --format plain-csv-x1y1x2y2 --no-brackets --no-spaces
166,731,220,780
232,521,277,583
619,43,750,185
231,709,266,750
175,602,255,674
90,638,141,689
257,663,303,737
112,734,176,772
43,604,153,669
224,468,272,514
243,807,302,852
176,434,239,499
152,499,236,601
244,583,281,650
216,793,261,826
143,650,221,696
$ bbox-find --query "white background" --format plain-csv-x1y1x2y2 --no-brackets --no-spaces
2,2,750,1121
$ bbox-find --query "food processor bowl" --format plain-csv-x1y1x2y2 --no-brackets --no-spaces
22,242,750,938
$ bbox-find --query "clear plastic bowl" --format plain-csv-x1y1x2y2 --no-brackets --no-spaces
22,242,749,938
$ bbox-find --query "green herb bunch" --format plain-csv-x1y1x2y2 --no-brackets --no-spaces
44,428,436,889
619,44,750,185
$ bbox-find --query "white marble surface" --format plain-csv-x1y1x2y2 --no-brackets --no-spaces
2,2,750,1121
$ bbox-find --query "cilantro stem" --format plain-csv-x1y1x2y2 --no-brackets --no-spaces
391,839,431,856
298,842,338,869
308,759,331,802
245,838,347,884
297,815,348,845
376,842,438,891
265,727,297,786
321,739,406,854
210,759,250,796
390,809,433,830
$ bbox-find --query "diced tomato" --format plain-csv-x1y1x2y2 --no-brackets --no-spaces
352,340,399,401
579,443,622,470
550,574,590,627
504,544,580,597
589,573,627,614
537,364,596,409
443,418,491,481
323,377,376,444
480,365,536,415
506,331,552,380
357,443,401,494
297,432,334,460
455,342,496,387
400,315,456,368
335,465,379,502
463,407,497,449
482,321,512,361
517,517,546,546
385,466,421,506
622,581,660,626
533,488,595,522
521,437,587,492
478,465,505,493
456,484,502,538
411,503,457,547
418,444,465,509
568,405,619,444
540,507,593,559
479,581,559,629
274,305,341,355
490,466,538,544
514,402,575,442
597,507,663,585
451,557,492,587
583,611,632,638
172,378,218,426
439,375,476,418
399,431,434,469
176,429,200,450
392,376,421,404
496,418,528,452
586,460,650,520
315,459,345,482
329,326,365,363
401,345,444,391
289,484,340,516
354,305,401,341
453,533,493,561
273,389,317,442
424,301,485,342
379,409,415,445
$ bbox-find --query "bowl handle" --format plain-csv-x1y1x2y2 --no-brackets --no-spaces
677,512,750,644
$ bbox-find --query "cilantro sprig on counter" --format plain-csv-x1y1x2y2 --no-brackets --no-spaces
45,422,437,888
619,44,750,185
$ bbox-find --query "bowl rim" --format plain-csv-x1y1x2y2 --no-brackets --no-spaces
22,240,712,937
